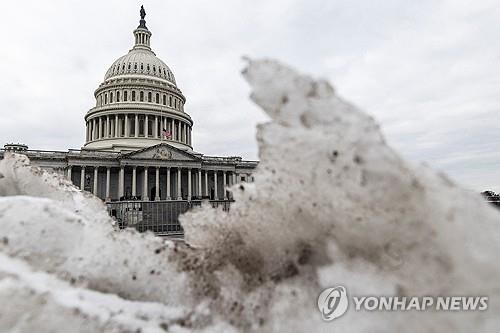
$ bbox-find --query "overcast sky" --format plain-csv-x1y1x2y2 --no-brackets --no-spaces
1,0,500,191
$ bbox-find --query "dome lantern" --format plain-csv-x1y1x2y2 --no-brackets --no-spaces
133,5,152,52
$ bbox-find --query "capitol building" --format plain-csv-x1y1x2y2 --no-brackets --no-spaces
1,8,257,204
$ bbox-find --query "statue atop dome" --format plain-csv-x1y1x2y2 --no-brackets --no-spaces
140,5,146,20
138,5,148,29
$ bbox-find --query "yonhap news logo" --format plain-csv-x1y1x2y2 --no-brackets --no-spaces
317,286,349,321
318,285,488,321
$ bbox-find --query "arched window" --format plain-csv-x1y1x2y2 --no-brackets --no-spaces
128,63,131,70
110,92,113,103
162,95,166,105
124,91,128,101
147,64,150,72
132,91,136,101
169,96,172,107
147,92,152,102
122,64,125,71
155,93,159,104
174,99,177,109
140,63,144,71
116,91,120,102
104,94,108,104
134,63,137,70
153,65,156,73
140,91,144,102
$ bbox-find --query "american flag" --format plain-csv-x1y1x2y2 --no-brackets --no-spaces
162,128,172,139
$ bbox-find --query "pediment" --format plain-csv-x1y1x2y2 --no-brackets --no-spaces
122,143,199,161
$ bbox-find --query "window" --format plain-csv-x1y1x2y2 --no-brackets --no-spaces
162,95,166,105
139,117,145,136
174,99,177,109
134,63,137,70
128,63,131,70
110,92,113,103
155,93,159,104
140,91,144,102
104,94,108,104
132,91,136,101
147,92,152,102
124,91,128,101
122,64,125,71
140,63,144,71
153,66,156,73
116,91,120,102
169,96,172,107
147,64,150,72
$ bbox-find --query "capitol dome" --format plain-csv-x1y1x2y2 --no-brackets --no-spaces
104,49,177,85
83,8,192,153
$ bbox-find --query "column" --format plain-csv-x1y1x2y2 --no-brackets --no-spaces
187,168,192,201
214,170,218,200
145,115,149,137
177,121,181,142
118,166,124,199
143,167,149,201
232,172,237,185
67,165,72,181
134,114,139,138
155,167,160,201
132,166,137,197
154,116,158,138
198,169,202,198
98,117,102,139
105,167,110,201
106,116,110,138
223,171,227,200
204,170,208,197
80,166,86,190
177,168,182,200
166,167,171,200
172,119,176,141
85,122,89,142
114,115,119,137
93,167,98,196
124,115,129,137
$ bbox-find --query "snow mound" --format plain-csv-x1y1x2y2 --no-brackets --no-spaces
0,58,499,332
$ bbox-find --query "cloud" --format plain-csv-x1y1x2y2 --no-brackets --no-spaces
0,0,499,191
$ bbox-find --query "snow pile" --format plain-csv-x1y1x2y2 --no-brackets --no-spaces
1,58,499,332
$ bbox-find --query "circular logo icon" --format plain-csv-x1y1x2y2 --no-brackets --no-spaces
317,286,348,321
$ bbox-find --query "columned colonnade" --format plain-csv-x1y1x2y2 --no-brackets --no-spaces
66,165,249,202
85,114,192,146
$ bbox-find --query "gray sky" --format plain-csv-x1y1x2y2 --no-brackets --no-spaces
1,0,500,191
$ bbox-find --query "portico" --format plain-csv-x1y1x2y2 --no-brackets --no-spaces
64,143,254,202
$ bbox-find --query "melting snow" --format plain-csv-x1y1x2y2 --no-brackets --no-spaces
0,58,499,332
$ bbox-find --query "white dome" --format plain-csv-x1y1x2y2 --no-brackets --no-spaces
104,49,176,85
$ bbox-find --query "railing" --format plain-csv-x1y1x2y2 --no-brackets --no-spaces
106,200,232,236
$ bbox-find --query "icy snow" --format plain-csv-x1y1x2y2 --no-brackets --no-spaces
0,58,499,332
